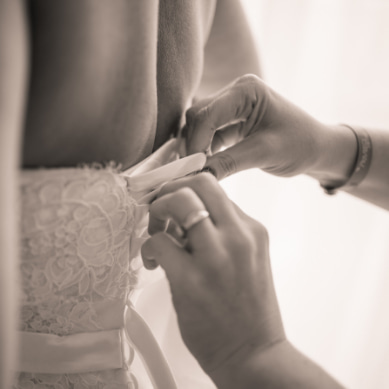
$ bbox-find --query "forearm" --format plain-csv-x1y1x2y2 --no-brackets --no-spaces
210,340,345,389
308,124,389,210
197,0,261,99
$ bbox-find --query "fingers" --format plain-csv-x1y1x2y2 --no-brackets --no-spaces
141,232,192,283
210,122,245,154
205,134,263,180
185,74,264,156
148,185,216,252
143,173,239,272
156,173,237,226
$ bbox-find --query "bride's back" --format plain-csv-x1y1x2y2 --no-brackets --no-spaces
23,0,216,169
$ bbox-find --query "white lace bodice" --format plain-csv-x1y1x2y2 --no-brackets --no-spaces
20,168,141,333
14,139,206,389
17,167,143,388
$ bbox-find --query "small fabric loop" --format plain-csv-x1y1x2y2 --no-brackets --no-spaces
124,303,178,389
121,137,206,195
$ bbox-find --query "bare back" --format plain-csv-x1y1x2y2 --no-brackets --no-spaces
23,0,216,169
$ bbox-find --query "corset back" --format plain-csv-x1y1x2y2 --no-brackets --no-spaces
15,139,206,389
17,168,144,388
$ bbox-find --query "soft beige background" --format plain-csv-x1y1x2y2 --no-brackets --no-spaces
221,1,389,387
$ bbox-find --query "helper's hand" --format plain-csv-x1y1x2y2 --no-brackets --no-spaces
184,74,331,180
141,173,285,376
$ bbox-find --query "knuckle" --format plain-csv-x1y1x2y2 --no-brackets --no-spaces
240,75,266,112
247,217,268,243
256,222,269,243
176,185,195,197
192,171,220,195
237,73,261,86
226,220,269,258
173,187,195,205
223,224,250,254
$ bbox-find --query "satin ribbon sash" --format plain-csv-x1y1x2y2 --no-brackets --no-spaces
18,304,177,389
18,329,124,374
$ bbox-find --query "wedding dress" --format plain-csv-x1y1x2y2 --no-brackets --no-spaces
15,138,208,389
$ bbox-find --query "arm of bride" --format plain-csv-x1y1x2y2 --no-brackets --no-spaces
196,0,262,99
0,0,28,386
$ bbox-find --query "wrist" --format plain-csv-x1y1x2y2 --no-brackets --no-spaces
308,123,358,187
209,339,345,389
208,337,287,389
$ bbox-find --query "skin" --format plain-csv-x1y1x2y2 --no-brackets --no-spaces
23,0,260,168
1,0,260,385
23,0,211,168
142,173,345,389
184,74,389,210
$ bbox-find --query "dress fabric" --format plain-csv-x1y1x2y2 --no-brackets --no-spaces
14,139,206,389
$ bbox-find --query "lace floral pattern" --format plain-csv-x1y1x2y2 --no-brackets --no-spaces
15,167,148,389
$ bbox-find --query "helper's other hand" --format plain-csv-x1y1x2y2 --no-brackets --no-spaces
141,173,285,376
184,74,331,180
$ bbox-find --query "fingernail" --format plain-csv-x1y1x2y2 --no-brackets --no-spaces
141,248,155,260
144,259,158,270
142,253,155,260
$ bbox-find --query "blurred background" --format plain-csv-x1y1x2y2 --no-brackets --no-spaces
220,1,389,388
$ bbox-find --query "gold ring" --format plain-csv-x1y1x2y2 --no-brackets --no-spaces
181,209,210,232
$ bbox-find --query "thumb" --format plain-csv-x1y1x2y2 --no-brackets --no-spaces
205,137,261,180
